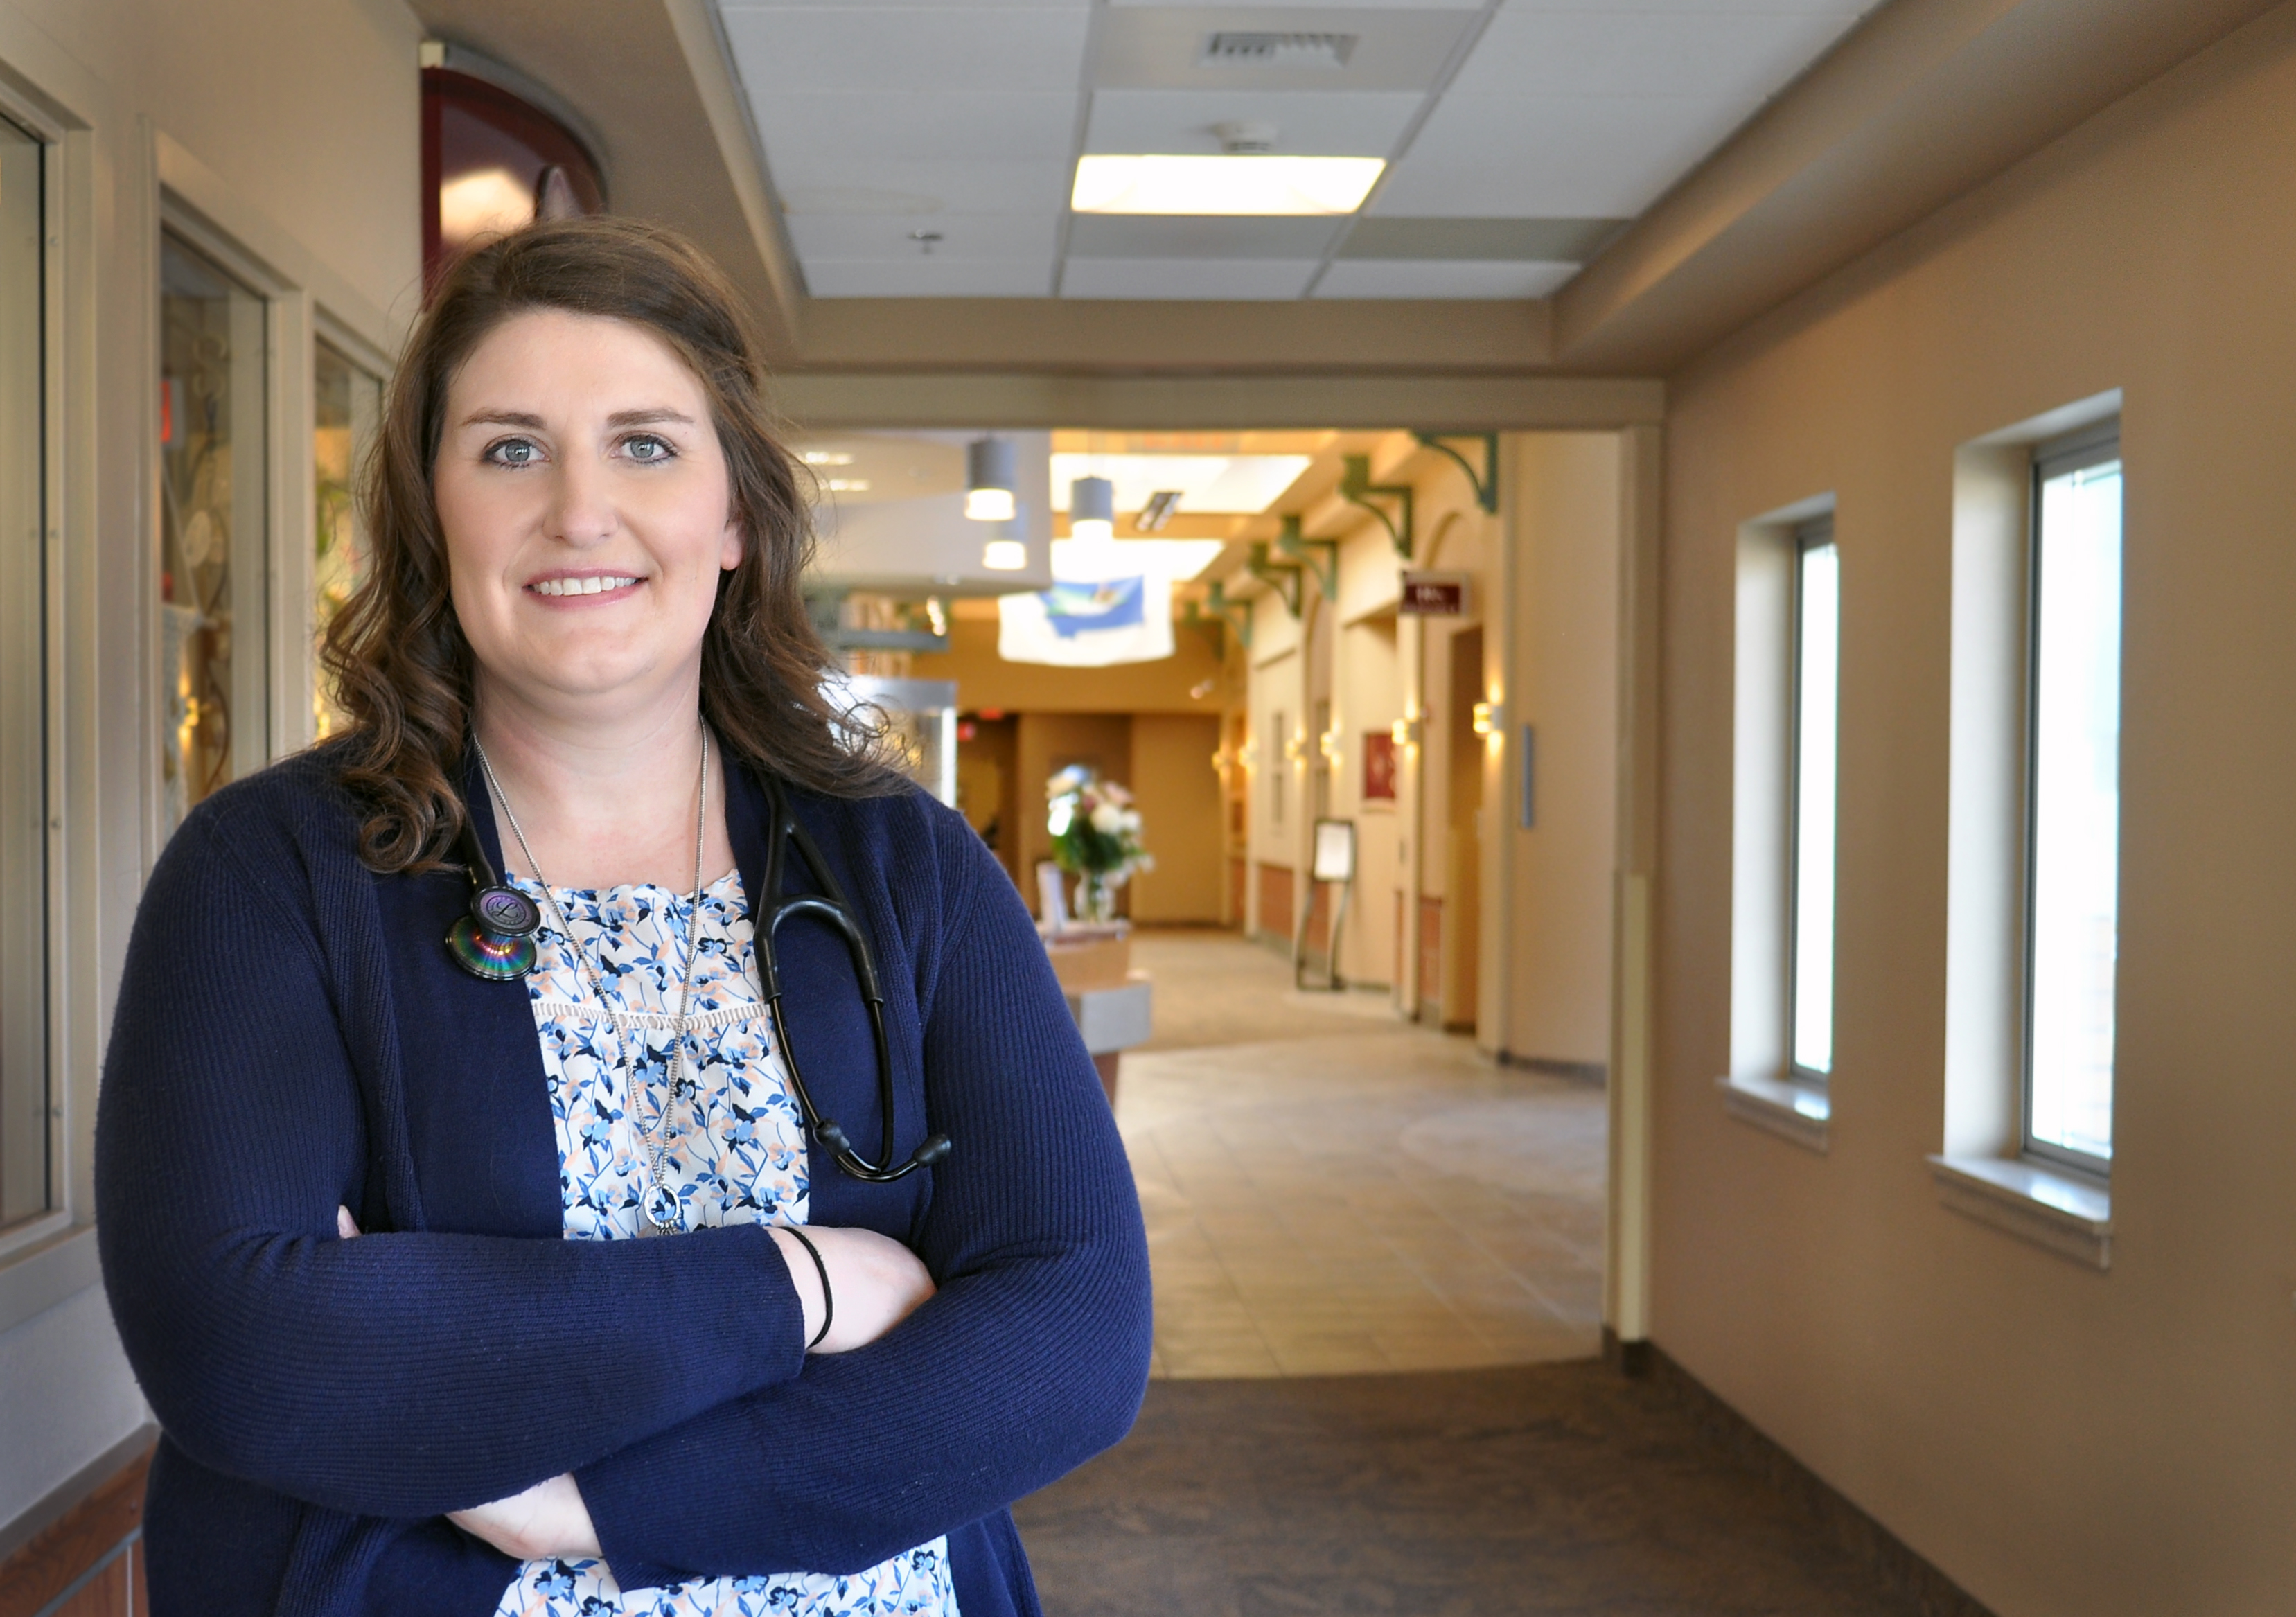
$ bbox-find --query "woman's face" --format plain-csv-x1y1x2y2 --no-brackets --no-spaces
435,309,742,724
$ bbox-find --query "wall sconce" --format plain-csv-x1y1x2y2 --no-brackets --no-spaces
1390,715,1423,748
965,436,1016,522
1237,739,1258,770
1282,732,1307,764
1318,728,1341,765
1472,700,1500,736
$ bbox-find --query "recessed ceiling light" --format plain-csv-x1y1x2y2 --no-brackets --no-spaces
1071,154,1384,218
982,539,1028,572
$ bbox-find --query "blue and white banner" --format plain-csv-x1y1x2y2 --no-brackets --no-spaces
998,569,1174,666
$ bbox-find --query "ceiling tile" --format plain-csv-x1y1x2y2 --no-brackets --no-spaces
1444,8,1860,100
1084,89,1423,157
1313,259,1579,299
721,6,1089,94
1092,6,1478,93
1338,216,1624,260
1059,258,1319,299
1373,94,1749,217
748,90,1080,163
1066,214,1344,259
774,157,1072,216
805,258,1054,297
787,212,1062,260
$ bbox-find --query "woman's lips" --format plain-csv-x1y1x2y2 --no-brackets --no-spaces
528,574,642,598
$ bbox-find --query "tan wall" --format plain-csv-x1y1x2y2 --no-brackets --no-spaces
1501,433,1620,1067
1127,714,1222,924
910,616,1228,716
1653,12,2296,1612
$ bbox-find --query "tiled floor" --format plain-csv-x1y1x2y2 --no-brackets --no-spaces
1118,931,1607,1379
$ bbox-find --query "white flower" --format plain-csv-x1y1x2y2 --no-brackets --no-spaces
1119,808,1142,833
1048,802,1073,836
1089,802,1124,835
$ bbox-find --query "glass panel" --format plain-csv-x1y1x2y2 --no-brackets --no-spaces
160,234,268,832
1790,537,1839,1076
312,339,379,739
0,116,46,1228
2027,454,2123,1165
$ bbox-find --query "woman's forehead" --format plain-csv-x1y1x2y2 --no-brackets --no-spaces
448,309,704,412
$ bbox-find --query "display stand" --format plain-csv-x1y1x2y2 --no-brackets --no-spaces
1036,860,1152,1105
1294,818,1357,991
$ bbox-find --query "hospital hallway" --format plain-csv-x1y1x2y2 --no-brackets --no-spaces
8,1,2296,1613
1015,931,1944,1616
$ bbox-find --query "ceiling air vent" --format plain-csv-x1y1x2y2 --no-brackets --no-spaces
1200,33,1359,71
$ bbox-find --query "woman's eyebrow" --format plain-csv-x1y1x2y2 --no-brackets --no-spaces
461,409,547,430
606,407,696,428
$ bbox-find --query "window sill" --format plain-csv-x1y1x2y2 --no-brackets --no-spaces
1928,1155,2111,1270
1717,1073,1830,1154
0,1223,99,1336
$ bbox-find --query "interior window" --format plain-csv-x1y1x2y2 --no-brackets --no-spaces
1790,519,1839,1080
0,114,46,1229
2025,431,2123,1171
159,233,269,831
312,337,380,739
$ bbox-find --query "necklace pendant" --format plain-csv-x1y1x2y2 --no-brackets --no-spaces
642,1183,683,1235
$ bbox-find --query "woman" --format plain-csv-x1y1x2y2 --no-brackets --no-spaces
96,217,1151,1616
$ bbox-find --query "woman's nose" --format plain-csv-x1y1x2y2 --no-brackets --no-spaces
543,454,617,547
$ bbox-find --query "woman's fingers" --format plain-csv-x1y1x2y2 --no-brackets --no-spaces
337,1206,360,1239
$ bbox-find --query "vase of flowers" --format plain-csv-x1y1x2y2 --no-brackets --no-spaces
1045,765,1153,926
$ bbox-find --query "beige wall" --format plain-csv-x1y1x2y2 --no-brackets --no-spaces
1500,433,1620,1067
0,0,422,1549
1127,714,1222,924
1653,10,2296,1611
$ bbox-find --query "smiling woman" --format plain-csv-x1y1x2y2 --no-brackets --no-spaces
94,218,1151,1616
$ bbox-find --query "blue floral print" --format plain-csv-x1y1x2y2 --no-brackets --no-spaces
491,872,958,1617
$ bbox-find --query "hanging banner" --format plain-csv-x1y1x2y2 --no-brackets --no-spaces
998,572,1175,666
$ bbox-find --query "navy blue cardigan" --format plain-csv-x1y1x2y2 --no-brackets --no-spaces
94,748,1151,1616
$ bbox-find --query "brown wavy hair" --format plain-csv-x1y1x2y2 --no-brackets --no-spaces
322,216,894,872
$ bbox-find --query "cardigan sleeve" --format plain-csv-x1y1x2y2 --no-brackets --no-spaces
574,810,1152,1583
95,808,811,1520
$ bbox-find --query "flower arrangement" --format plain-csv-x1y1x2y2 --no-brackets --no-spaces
1045,764,1153,925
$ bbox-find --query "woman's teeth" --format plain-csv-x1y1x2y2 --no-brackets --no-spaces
531,575,639,597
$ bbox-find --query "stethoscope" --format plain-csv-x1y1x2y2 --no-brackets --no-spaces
443,772,952,1184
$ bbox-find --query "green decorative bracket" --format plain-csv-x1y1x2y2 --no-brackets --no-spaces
1340,454,1416,560
1200,578,1253,648
1413,432,1500,514
1273,513,1339,601
1247,541,1306,618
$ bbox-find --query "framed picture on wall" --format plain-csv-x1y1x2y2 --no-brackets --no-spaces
1362,730,1397,802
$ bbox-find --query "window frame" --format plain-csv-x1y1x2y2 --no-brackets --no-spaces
2020,420,2122,1180
1785,515,1837,1086
0,92,67,1265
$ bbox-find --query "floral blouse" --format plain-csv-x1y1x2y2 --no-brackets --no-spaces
490,870,960,1617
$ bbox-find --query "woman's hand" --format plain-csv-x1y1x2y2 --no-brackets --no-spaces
335,1208,601,1563
447,1472,601,1563
768,1225,936,1354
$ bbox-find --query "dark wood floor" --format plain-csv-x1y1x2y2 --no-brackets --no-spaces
1016,1361,1945,1617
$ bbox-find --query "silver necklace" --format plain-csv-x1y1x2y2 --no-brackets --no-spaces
475,728,710,1237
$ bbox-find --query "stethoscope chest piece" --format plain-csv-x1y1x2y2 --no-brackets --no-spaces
445,878,542,982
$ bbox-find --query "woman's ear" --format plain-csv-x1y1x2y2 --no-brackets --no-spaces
721,508,745,572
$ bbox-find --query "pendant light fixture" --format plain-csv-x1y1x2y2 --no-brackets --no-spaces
965,436,1016,523
1069,475,1115,545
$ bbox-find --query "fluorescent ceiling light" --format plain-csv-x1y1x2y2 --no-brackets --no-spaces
1050,453,1312,516
1051,538,1226,583
1071,155,1384,218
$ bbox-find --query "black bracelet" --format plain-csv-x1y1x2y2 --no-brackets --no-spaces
780,1224,833,1349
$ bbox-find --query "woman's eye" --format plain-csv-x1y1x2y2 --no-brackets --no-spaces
625,435,675,463
484,438,540,467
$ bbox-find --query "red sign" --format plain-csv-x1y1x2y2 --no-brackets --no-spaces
1399,571,1470,617
1362,732,1397,802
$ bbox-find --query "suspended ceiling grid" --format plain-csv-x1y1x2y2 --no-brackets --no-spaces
713,0,1873,303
